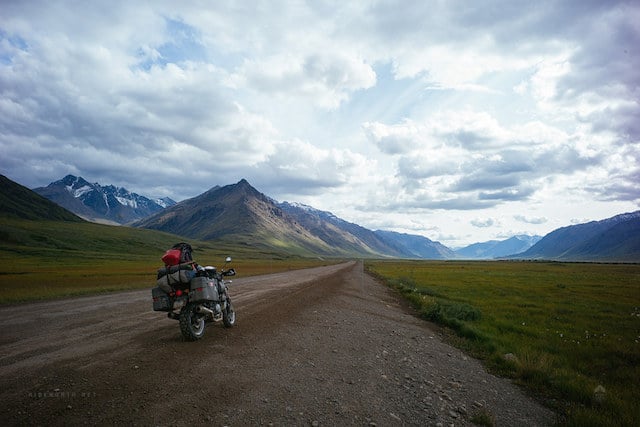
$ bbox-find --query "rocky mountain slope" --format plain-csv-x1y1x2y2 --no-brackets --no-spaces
133,180,453,258
373,229,456,259
276,201,401,256
133,180,346,256
34,175,175,224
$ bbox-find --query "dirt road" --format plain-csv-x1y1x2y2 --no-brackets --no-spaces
0,261,554,426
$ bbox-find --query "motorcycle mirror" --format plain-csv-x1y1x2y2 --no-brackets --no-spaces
225,256,232,263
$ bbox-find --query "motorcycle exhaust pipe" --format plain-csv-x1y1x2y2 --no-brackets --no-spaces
196,305,215,319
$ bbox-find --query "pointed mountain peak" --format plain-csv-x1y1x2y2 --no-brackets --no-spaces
233,178,263,195
228,178,262,197
195,179,264,205
57,174,89,188
60,174,78,184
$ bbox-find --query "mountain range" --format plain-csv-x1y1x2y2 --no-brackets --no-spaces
454,235,542,259
132,179,453,258
33,175,176,224
5,174,638,261
514,211,640,262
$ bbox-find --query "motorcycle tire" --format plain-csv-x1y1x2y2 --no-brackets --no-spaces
179,302,206,341
223,299,236,328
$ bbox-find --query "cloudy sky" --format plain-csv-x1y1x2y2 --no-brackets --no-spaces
2,0,639,247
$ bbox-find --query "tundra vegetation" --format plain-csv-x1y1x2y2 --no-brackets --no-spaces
3,216,638,425
366,260,640,427
0,218,339,304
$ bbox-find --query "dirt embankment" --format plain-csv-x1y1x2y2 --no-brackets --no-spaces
0,261,554,426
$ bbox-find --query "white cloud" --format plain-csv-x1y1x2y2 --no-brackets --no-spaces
362,119,426,155
471,218,496,228
246,139,375,198
235,52,376,110
1,0,639,247
514,215,548,225
361,107,610,213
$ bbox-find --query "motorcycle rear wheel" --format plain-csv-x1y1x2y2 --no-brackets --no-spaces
223,299,236,327
179,303,206,341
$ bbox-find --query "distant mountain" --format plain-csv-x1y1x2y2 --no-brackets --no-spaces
6,174,639,261
515,211,640,261
373,230,456,259
34,175,176,224
278,202,401,257
0,174,83,222
133,180,452,258
155,197,176,208
456,235,542,259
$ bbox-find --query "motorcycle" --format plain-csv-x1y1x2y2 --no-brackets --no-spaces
152,256,236,341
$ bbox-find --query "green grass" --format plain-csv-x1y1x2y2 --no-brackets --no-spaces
0,218,341,304
366,260,640,427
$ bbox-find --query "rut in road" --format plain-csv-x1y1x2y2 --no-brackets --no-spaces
0,261,554,426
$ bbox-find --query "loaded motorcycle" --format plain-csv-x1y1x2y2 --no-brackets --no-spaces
152,256,236,341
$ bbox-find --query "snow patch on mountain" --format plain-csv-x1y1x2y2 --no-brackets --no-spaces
68,184,93,198
155,197,176,208
115,195,138,208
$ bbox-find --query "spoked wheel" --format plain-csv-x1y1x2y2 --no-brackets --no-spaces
223,299,236,328
179,302,206,341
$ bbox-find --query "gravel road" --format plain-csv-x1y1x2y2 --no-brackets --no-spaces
0,261,555,426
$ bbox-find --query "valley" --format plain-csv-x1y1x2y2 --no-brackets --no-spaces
1,173,639,425
26,174,640,261
0,262,553,426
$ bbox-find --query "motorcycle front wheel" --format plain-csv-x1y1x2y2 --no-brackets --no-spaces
223,299,236,328
179,303,206,341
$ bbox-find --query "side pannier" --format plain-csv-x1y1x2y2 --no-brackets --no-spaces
189,276,220,302
157,263,196,292
151,286,172,311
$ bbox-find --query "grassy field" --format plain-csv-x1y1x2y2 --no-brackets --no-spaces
3,217,638,425
0,218,341,304
365,260,640,426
